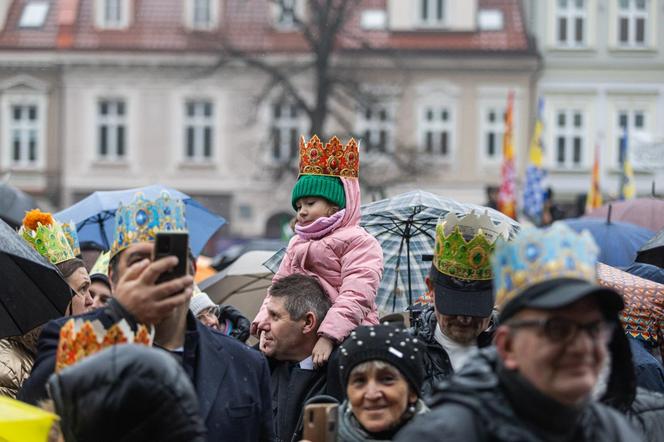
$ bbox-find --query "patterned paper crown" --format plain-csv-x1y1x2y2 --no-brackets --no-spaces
433,211,510,281
110,192,188,258
299,135,359,178
493,222,599,311
19,209,76,265
90,251,110,276
55,318,153,373
61,221,81,257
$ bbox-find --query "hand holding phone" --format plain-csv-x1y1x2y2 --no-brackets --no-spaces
302,403,338,442
153,232,189,284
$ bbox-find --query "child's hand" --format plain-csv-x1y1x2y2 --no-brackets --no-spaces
312,336,334,369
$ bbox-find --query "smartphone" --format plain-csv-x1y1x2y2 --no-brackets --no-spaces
302,403,338,442
153,232,189,284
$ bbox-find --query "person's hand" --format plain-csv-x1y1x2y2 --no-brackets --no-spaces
114,257,194,325
312,336,334,369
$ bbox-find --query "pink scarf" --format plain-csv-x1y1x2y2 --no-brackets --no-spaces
295,209,346,241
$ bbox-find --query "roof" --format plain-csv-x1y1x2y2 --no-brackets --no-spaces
0,0,533,55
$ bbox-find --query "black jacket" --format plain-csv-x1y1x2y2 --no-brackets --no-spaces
48,344,207,442
395,348,641,442
410,307,494,398
20,300,274,442
269,350,343,442
627,388,664,442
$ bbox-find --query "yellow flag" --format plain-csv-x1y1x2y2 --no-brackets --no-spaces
585,143,603,213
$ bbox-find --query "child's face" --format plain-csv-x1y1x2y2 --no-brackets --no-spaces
295,197,338,226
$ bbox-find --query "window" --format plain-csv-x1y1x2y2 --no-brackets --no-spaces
419,106,453,158
96,0,129,29
553,109,585,169
9,104,40,167
184,100,214,161
97,99,126,161
555,0,586,47
617,0,648,47
19,1,49,28
276,0,297,28
357,104,394,154
193,0,211,28
481,106,506,162
270,102,303,162
616,109,646,164
419,0,445,27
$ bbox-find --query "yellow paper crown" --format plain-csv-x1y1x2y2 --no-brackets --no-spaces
55,318,154,372
299,135,359,178
20,209,76,265
90,251,110,276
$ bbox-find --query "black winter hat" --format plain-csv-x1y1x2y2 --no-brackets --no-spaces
339,325,424,394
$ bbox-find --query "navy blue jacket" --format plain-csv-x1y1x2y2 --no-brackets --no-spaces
629,337,664,394
19,301,274,442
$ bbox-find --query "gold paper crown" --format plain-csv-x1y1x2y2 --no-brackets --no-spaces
20,209,76,265
299,135,359,178
55,318,154,372
61,221,81,257
433,211,510,281
90,251,110,276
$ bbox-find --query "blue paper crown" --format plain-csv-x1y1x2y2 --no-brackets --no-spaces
62,221,81,257
492,222,599,310
110,192,188,258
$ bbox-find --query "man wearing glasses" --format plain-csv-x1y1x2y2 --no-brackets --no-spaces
396,223,640,441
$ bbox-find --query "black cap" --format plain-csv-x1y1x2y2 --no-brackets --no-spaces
499,278,624,324
339,325,424,394
430,266,494,317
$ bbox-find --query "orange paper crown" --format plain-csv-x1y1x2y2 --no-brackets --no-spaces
55,318,153,372
299,135,359,178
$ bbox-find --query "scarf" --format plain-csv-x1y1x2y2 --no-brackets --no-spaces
294,209,346,241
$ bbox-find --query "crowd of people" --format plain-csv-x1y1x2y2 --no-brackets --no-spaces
1,134,663,442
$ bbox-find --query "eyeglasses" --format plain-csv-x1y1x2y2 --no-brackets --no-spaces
506,317,615,344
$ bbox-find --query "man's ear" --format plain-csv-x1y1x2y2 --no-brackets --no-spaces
425,276,432,291
301,312,317,335
495,325,518,370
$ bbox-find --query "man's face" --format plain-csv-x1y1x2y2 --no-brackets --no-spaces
90,280,112,309
258,297,306,360
197,307,220,331
497,296,609,406
429,278,491,345
110,242,154,290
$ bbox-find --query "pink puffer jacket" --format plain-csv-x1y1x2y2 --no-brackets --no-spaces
253,177,383,343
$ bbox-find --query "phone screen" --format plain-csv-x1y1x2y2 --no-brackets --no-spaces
153,232,189,284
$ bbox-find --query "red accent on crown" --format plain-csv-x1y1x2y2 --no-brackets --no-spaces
299,135,359,178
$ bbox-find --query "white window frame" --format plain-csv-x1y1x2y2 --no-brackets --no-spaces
417,104,455,161
183,99,215,163
356,102,396,155
610,105,652,170
272,0,302,30
417,0,446,28
616,0,649,48
479,103,507,164
554,0,587,48
95,0,130,30
1,94,47,170
551,108,587,170
96,98,128,162
184,0,219,31
270,100,305,163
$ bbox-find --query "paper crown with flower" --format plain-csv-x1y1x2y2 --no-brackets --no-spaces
55,318,153,372
110,192,188,258
20,209,77,265
298,135,359,178
90,251,110,276
433,210,510,281
492,222,599,311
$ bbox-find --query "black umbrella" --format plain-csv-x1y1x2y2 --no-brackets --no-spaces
636,229,664,269
0,218,72,338
0,182,36,228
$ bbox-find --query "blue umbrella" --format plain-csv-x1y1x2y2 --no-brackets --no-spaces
54,185,225,257
561,218,654,267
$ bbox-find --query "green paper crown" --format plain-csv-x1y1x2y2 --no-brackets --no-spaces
90,251,110,276
20,210,76,265
433,211,509,281
62,221,81,257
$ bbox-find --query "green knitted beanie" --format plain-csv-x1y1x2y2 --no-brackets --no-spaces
291,175,346,211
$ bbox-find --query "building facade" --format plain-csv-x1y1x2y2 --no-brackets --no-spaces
524,0,664,212
0,0,538,245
